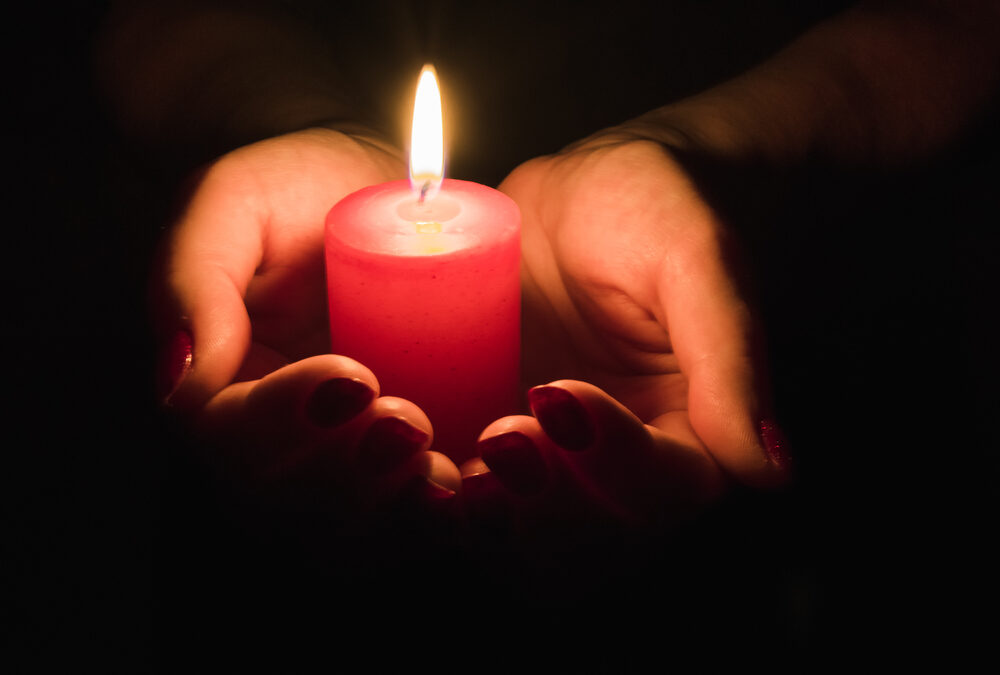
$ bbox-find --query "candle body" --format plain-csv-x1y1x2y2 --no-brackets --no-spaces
325,179,520,464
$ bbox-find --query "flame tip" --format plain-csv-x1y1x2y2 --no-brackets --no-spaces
410,64,444,196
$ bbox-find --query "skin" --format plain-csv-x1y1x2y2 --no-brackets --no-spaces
158,126,783,534
158,129,463,515
462,0,999,536
460,137,784,538
122,0,997,537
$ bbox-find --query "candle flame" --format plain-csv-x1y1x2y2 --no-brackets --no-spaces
410,65,444,202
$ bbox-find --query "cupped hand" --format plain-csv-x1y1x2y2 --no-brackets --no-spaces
463,137,790,535
155,128,461,511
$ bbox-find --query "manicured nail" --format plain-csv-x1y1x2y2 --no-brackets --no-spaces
478,432,547,495
527,385,595,451
389,474,457,525
159,329,192,402
404,474,456,504
760,419,792,470
359,416,430,475
305,378,375,428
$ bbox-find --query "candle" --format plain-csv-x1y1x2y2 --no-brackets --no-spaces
324,66,521,464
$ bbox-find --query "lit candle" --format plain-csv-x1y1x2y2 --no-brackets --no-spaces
324,65,521,464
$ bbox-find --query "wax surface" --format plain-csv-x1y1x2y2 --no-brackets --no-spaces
325,178,520,464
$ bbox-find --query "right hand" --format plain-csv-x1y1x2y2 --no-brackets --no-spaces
461,136,788,546
155,128,461,515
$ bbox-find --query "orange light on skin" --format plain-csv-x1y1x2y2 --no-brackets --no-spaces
409,64,444,203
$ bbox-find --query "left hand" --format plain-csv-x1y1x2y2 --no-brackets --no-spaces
462,137,790,535
155,128,461,518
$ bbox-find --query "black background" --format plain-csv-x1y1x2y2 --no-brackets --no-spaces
8,0,998,667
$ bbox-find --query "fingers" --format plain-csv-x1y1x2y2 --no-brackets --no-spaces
198,354,460,512
531,381,722,500
657,222,791,488
474,416,550,497
399,450,463,500
466,380,725,528
355,399,459,498
200,354,380,476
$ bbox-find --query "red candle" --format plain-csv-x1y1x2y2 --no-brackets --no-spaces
324,66,521,464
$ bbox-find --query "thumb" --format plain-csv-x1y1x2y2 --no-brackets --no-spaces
659,225,790,488
156,161,266,412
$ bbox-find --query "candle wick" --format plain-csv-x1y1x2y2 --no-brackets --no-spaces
418,180,430,204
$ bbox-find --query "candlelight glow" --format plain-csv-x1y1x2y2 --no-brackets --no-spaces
410,65,444,202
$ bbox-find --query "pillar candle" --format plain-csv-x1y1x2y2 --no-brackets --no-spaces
324,67,521,464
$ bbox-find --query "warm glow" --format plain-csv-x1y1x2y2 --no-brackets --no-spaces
410,65,444,202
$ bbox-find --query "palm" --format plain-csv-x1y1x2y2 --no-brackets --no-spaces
507,141,706,444
163,129,469,507
206,129,405,379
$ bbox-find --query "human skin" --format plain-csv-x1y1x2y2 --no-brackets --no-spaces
461,0,1000,535
101,0,998,529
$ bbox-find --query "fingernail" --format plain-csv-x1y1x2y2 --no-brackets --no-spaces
760,419,792,470
527,385,594,451
478,432,547,495
390,474,457,526
159,329,192,402
359,416,429,475
305,378,375,428
404,474,457,503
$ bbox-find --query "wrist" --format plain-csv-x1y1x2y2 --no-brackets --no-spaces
623,100,747,158
306,121,403,162
563,99,750,166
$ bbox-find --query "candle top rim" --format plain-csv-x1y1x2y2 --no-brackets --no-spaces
326,178,520,258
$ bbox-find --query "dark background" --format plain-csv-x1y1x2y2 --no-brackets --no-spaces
8,0,998,667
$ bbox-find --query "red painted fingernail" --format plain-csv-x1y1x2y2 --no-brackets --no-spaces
359,416,429,475
478,432,547,495
159,329,192,403
527,385,594,451
391,474,457,523
405,475,456,503
305,378,375,428
760,419,792,470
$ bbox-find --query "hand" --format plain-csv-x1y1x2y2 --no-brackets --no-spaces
156,128,461,516
462,137,790,537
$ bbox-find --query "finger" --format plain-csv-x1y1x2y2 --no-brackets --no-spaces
159,159,270,412
469,383,723,527
528,381,723,509
403,450,462,498
353,397,459,512
658,222,790,488
475,415,551,497
200,354,380,477
527,379,658,473
355,396,433,479
459,416,560,542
